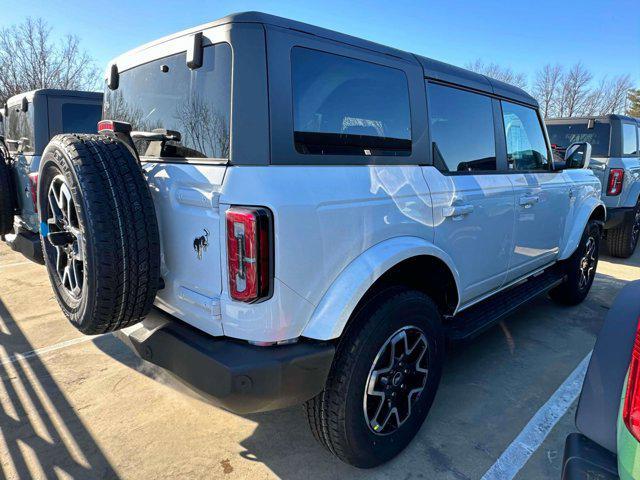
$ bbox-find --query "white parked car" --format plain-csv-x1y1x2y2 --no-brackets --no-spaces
16,13,605,467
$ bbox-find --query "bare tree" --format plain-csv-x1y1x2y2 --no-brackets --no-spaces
628,88,640,117
0,18,100,104
465,59,528,90
533,64,563,118
556,62,592,117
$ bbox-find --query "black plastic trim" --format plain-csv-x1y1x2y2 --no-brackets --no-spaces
116,313,335,414
562,433,618,480
604,206,635,230
4,228,44,264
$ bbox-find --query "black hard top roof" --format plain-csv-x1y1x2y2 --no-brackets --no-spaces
6,89,103,107
546,114,640,125
119,11,539,107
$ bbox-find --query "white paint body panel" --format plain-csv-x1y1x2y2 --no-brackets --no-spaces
145,162,601,342
506,172,569,282
423,167,514,305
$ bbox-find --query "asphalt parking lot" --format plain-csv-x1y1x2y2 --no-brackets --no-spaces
0,242,638,479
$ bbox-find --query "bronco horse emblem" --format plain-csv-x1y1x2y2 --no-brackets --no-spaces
193,229,210,260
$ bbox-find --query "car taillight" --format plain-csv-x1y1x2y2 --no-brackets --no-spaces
607,169,624,196
623,318,640,442
226,206,272,303
28,173,38,213
97,120,114,132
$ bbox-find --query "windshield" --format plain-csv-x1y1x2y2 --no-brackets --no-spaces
546,122,611,157
103,42,231,159
5,105,35,154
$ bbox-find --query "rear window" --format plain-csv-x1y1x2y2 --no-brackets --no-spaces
104,42,231,159
5,105,35,154
546,122,611,157
622,123,639,156
291,47,411,156
62,103,102,134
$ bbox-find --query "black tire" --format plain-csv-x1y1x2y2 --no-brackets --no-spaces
38,134,161,334
304,287,445,468
0,150,14,235
550,220,600,306
606,200,640,258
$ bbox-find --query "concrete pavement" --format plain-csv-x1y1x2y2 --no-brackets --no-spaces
0,242,638,479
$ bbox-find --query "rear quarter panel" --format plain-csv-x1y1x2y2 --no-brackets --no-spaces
599,157,640,209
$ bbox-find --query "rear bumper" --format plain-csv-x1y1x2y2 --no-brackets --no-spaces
115,309,335,414
4,228,44,264
562,433,619,480
604,207,635,230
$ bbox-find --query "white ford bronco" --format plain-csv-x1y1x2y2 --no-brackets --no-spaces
24,13,604,467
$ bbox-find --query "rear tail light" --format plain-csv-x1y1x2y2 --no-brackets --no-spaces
607,169,624,196
623,318,640,441
28,173,38,213
226,206,272,303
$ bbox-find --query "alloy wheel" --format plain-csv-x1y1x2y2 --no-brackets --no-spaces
631,207,640,247
45,174,85,299
363,326,429,435
578,236,597,290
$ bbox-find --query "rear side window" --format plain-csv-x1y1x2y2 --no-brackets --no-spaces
104,43,231,159
5,106,35,154
427,83,496,172
291,47,411,156
622,123,639,155
62,103,102,134
501,101,549,171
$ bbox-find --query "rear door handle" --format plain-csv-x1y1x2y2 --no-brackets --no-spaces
519,195,539,208
443,204,474,218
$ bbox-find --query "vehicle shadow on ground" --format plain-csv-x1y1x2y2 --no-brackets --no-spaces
0,299,119,479
599,249,640,269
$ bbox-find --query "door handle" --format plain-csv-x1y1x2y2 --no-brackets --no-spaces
519,195,539,208
443,204,474,218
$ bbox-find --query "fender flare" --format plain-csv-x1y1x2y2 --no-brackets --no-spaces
622,178,640,208
558,199,605,260
301,236,461,341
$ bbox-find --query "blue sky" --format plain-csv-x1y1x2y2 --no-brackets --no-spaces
0,0,638,87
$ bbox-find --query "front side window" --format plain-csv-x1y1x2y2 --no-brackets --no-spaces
104,43,231,159
5,106,35,153
622,123,639,156
62,103,103,134
502,101,549,171
427,83,496,172
291,47,411,156
546,121,611,157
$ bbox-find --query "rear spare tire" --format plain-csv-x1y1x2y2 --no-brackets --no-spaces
0,149,15,235
38,134,161,334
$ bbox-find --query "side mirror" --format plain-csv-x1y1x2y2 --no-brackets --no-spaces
564,142,592,169
20,97,28,112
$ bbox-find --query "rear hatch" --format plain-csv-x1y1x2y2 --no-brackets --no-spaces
546,120,612,189
103,41,232,336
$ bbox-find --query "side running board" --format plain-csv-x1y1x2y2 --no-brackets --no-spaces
446,266,566,341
